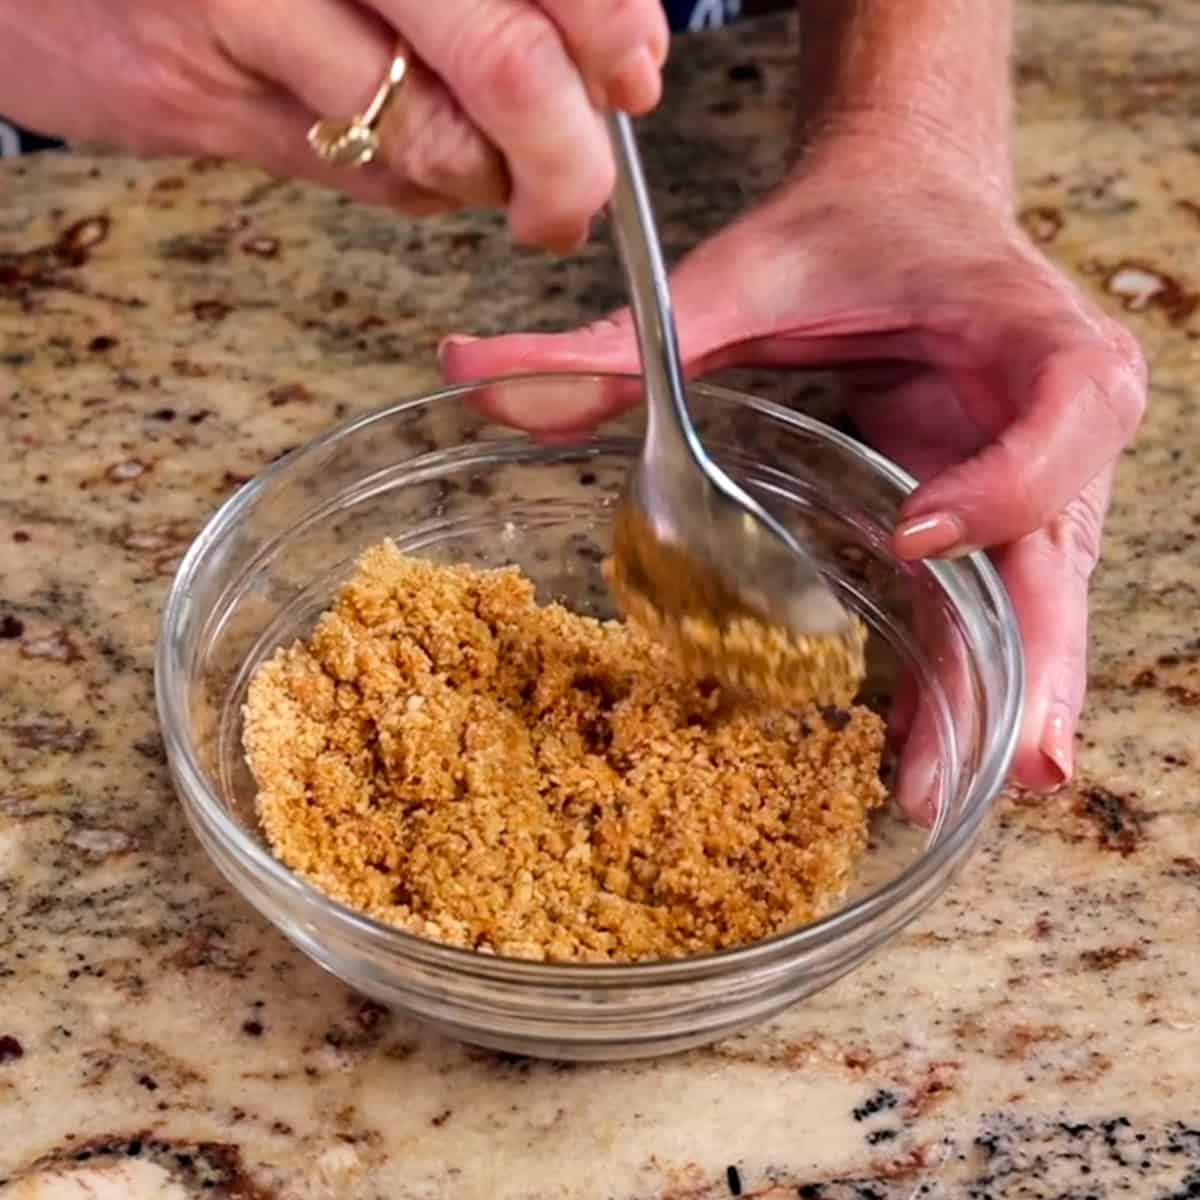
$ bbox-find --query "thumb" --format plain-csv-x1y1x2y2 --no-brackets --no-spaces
893,335,1145,559
438,316,645,436
440,312,642,382
438,207,820,426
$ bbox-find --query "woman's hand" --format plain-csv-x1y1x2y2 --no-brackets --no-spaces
439,130,1147,796
0,0,668,250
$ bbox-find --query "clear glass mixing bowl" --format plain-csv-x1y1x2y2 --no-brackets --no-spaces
156,374,1022,1061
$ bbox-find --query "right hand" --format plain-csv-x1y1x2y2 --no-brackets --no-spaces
0,0,668,250
441,129,1147,812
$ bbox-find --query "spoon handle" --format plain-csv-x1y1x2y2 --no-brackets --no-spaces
605,112,696,460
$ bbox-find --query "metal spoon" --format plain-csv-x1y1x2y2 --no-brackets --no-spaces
605,111,849,653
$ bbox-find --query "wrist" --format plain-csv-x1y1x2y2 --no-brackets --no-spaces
798,110,1014,207
796,1,1014,199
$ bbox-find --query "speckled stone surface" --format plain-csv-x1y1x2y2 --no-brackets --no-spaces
2,3,1199,1197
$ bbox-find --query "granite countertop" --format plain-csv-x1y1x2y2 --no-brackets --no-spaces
2,3,1199,1197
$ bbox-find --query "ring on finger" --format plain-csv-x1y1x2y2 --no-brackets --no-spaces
307,44,409,168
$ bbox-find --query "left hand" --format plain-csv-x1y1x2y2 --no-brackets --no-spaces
440,130,1147,798
0,0,669,251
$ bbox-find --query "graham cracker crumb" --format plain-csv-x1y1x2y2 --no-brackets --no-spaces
604,501,869,707
606,552,869,708
243,540,887,963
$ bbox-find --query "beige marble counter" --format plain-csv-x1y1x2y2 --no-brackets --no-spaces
2,2,1199,1197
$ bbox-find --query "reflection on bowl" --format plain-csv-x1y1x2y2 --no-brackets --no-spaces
156,374,1022,1061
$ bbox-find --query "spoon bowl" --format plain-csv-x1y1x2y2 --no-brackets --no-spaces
604,113,854,700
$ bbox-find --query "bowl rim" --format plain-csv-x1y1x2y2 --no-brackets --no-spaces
156,371,1024,983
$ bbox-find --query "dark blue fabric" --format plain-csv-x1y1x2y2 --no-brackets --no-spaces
0,119,61,158
663,0,745,31
2,1,748,155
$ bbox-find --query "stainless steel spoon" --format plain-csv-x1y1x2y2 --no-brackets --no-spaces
605,111,849,647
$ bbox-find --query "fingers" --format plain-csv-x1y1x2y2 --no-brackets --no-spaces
217,0,665,245
537,0,670,112
889,576,979,826
895,325,1146,559
889,469,1109,822
370,0,614,250
211,92,463,215
209,0,508,211
373,54,511,208
991,468,1114,792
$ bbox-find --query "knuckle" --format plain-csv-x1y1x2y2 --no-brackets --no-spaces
123,7,253,158
1113,376,1148,441
1049,487,1108,584
1093,339,1149,443
606,0,664,43
471,12,565,109
991,436,1049,533
1104,325,1150,422
1011,488,1049,538
399,96,487,197
1103,318,1146,374
608,0,655,25
556,0,664,56
510,151,612,249
578,150,616,215
508,204,584,252
200,0,238,33
1037,331,1148,452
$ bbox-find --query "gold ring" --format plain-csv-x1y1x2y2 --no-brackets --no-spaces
307,50,409,168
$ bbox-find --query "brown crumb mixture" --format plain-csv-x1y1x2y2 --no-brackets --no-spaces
243,540,887,963
607,555,869,710
605,502,869,708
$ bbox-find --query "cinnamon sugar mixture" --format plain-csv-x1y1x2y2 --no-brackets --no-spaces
243,541,887,962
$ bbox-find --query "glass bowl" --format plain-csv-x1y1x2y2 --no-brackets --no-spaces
156,374,1022,1061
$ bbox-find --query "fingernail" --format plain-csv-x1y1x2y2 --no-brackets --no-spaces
437,334,478,365
606,46,660,113
919,793,940,830
894,512,969,560
895,751,940,828
1039,702,1074,790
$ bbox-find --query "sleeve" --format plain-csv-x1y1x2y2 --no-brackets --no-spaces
0,118,65,158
